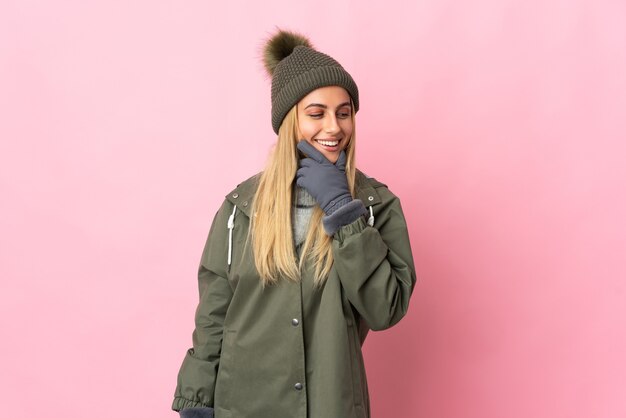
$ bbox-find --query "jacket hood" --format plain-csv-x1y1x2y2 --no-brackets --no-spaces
224,168,387,218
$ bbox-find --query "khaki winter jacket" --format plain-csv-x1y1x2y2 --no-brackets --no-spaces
172,168,417,418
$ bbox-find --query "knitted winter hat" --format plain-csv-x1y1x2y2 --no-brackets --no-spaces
262,28,360,134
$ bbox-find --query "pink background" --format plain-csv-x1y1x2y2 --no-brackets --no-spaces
1,1,625,417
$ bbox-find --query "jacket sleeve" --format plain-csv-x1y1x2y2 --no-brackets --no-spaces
179,407,214,418
172,199,235,412
332,187,417,331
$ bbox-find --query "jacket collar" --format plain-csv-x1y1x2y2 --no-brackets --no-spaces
225,169,384,218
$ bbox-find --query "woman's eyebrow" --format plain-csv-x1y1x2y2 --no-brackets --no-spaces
304,101,352,109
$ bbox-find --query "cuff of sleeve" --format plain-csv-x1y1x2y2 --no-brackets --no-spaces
180,407,215,418
172,397,212,412
333,211,370,243
322,199,368,236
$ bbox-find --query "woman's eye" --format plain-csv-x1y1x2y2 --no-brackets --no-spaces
308,112,349,119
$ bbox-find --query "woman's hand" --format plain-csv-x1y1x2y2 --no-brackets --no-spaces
296,140,353,215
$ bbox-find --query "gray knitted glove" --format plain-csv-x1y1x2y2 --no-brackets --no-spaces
296,141,353,215
296,141,367,235
179,407,214,418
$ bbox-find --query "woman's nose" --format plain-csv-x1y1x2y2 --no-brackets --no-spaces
324,114,340,134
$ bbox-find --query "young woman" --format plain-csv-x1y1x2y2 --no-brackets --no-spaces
172,28,417,418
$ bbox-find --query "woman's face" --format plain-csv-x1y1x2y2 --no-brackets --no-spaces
296,86,353,164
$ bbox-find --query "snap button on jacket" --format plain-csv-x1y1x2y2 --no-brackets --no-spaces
172,169,417,418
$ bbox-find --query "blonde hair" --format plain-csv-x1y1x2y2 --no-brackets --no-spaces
249,100,357,288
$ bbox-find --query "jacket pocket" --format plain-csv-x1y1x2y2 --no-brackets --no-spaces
214,329,237,410
346,320,365,408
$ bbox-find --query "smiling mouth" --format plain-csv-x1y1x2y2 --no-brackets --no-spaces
315,139,340,147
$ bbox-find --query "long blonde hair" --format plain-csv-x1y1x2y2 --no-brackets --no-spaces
249,100,357,288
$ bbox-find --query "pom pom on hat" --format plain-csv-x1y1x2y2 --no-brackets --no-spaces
262,28,313,76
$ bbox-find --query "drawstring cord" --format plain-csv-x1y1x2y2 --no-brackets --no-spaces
367,205,374,227
227,204,237,267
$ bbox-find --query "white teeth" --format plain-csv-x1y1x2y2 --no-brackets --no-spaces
317,140,339,146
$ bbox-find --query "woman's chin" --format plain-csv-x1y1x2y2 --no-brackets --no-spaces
325,153,339,164
312,143,342,164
